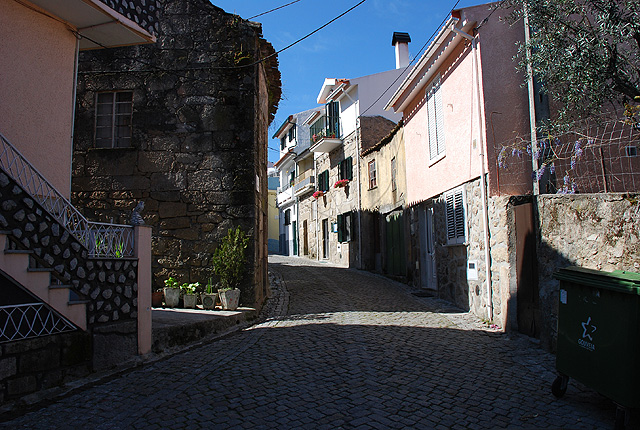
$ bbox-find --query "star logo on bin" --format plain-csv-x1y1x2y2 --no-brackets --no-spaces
581,317,597,341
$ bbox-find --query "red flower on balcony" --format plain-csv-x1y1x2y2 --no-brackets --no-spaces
334,179,350,188
313,190,325,199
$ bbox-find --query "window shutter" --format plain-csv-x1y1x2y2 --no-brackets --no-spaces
427,87,437,160
434,77,445,157
446,193,455,242
337,214,344,242
445,188,465,244
454,190,465,241
346,157,353,180
324,170,330,191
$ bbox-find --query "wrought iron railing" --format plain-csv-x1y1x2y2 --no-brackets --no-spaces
0,132,134,257
310,114,341,144
0,303,76,343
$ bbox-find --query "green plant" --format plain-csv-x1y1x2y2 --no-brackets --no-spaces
212,226,250,291
164,277,179,289
205,277,215,294
180,282,199,295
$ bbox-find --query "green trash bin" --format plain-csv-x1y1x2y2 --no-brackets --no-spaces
553,267,640,413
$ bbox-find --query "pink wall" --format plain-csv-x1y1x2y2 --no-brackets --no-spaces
404,40,482,205
403,4,532,205
0,1,77,198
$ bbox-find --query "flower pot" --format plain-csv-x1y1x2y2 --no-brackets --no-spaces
183,294,197,309
163,287,180,308
152,291,164,308
201,293,218,310
219,289,240,311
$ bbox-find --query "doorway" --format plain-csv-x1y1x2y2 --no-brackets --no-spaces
322,219,329,259
419,206,437,291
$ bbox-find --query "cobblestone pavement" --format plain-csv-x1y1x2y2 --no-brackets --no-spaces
0,255,619,429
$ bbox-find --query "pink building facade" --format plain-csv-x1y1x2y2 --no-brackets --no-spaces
386,3,533,329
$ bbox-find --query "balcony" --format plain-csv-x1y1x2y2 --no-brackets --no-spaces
277,185,293,207
293,174,315,197
309,114,342,153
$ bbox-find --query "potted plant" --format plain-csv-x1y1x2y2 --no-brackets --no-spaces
152,288,164,308
334,179,349,188
313,190,325,199
181,282,199,309
201,278,218,310
212,226,249,311
163,277,180,308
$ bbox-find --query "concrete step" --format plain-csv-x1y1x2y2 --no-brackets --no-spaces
0,232,87,331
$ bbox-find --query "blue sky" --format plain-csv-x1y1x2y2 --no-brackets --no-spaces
210,0,491,163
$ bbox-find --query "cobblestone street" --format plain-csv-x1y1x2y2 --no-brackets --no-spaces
0,255,618,429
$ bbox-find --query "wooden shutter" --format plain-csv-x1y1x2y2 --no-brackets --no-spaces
346,157,353,180
445,187,465,244
337,214,344,242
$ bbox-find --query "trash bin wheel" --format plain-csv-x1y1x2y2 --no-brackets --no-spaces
551,374,569,398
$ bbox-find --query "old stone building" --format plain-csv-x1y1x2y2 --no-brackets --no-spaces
72,0,281,307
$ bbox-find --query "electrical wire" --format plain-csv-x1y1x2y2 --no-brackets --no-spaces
359,0,460,117
248,0,304,20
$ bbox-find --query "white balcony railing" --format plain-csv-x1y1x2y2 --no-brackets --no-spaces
0,132,134,258
293,175,315,197
0,303,76,343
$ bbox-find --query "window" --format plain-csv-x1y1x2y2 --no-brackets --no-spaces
289,170,295,186
391,157,397,191
288,124,296,143
445,186,466,245
326,101,340,137
318,169,330,192
280,137,286,150
284,209,291,225
95,91,133,148
426,75,445,161
368,159,377,189
337,211,353,242
339,157,353,181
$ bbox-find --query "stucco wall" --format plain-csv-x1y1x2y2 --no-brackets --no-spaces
403,40,481,206
0,1,76,198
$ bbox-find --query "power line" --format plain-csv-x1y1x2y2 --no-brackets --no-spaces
248,0,303,20
359,0,460,117
214,0,368,70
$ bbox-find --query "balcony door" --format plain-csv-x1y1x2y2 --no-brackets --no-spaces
326,101,340,137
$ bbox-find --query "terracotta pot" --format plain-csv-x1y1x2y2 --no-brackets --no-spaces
151,291,164,308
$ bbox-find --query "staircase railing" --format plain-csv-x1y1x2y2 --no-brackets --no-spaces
0,132,134,258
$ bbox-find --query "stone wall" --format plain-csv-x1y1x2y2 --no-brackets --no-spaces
72,0,280,307
0,332,92,402
315,131,360,267
536,193,640,350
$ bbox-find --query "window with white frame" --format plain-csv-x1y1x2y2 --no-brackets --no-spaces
445,186,466,245
288,124,296,143
368,159,377,189
426,75,445,161
95,91,133,148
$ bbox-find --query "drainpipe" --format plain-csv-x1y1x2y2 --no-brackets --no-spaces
451,26,493,321
70,36,80,196
524,5,539,195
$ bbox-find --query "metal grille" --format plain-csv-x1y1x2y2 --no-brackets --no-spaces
0,132,134,257
0,303,76,343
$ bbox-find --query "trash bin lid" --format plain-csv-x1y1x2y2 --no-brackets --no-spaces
554,266,640,295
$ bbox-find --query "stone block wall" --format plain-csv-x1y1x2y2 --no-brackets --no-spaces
72,0,281,307
0,332,92,403
536,193,640,350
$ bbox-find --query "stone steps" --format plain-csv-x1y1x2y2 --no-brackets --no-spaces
0,233,87,330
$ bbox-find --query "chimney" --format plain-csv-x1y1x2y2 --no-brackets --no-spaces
392,32,411,69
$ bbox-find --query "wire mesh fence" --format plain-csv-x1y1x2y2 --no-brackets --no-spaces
495,117,640,194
